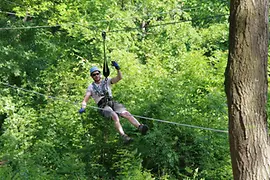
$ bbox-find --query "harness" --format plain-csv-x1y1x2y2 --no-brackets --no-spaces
92,81,108,97
92,80,113,108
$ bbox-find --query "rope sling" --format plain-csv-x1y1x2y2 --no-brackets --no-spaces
102,31,110,79
96,31,112,107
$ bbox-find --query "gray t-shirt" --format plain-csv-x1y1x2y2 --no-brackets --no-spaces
86,78,113,104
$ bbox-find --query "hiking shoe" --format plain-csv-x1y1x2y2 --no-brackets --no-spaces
138,124,149,135
122,134,133,144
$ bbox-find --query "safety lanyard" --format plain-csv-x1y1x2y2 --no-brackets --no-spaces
102,31,110,79
102,30,110,96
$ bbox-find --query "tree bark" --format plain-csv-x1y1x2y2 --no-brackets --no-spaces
225,0,270,179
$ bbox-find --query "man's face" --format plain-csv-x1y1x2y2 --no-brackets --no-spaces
91,71,101,81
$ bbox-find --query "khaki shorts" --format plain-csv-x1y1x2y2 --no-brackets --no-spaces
98,100,126,118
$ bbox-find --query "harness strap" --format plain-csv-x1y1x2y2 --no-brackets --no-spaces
92,80,113,108
97,96,114,108
92,81,106,96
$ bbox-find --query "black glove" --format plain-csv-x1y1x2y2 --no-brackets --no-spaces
111,61,120,70
78,108,86,114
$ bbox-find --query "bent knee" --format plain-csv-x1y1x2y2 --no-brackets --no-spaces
121,111,131,117
111,112,120,120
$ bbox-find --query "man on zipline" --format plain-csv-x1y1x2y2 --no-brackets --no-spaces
78,61,148,144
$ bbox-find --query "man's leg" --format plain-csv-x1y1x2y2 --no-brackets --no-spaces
113,102,149,135
120,111,140,128
120,111,149,135
106,108,132,144
111,111,125,135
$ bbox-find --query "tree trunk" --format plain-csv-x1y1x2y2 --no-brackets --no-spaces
225,0,270,179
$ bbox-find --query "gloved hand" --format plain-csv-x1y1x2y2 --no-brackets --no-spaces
111,61,120,70
78,108,86,114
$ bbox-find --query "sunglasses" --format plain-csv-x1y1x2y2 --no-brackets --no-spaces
91,73,100,77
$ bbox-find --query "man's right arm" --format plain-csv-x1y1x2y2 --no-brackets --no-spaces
79,91,91,114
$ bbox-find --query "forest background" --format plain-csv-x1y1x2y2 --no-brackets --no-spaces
0,0,267,179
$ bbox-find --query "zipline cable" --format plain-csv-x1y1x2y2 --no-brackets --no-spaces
0,1,230,24
0,10,35,17
0,12,229,31
108,14,228,33
0,25,60,30
0,81,228,134
0,14,228,31
0,7,200,23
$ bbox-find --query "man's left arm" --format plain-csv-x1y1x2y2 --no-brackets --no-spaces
111,61,122,84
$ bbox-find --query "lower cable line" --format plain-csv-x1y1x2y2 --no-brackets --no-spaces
0,81,228,134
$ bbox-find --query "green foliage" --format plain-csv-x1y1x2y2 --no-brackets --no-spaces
181,0,229,27
111,149,153,179
0,0,234,179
